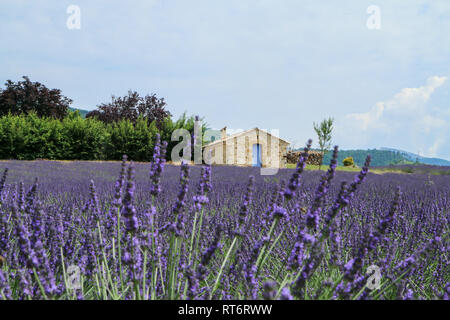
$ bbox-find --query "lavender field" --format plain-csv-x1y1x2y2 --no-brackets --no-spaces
0,141,448,300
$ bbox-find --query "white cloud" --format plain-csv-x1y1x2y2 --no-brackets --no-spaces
346,76,447,130
346,102,385,131
338,76,449,158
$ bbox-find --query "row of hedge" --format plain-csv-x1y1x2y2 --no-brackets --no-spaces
0,112,200,161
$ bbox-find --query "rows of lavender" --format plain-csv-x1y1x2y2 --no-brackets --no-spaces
0,138,448,300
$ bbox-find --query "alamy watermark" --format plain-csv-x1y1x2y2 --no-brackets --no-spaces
366,264,381,290
66,264,81,290
66,5,81,30
366,5,381,30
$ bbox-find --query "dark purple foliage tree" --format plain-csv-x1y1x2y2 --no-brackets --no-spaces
0,76,72,120
86,90,171,129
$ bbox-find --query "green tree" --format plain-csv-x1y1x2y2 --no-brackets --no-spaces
313,117,334,170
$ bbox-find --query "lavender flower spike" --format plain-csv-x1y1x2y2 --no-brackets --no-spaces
283,139,312,200
149,133,168,197
122,162,139,234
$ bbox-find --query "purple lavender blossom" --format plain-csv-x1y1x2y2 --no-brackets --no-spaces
236,175,255,234
279,287,293,300
172,161,190,237
149,134,167,197
0,269,12,299
305,145,338,231
0,141,447,300
113,155,128,208
283,139,312,200
196,224,222,281
120,162,142,284
0,168,8,195
193,165,212,211
262,280,277,300
443,283,449,300
122,164,139,233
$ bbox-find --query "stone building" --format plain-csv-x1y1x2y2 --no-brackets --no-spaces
203,127,290,168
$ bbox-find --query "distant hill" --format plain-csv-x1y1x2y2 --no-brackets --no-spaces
292,148,450,167
68,107,89,118
380,147,450,166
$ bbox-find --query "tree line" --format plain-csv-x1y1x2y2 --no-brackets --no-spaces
322,149,412,167
0,76,205,161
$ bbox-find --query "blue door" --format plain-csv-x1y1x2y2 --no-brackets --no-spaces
252,144,262,167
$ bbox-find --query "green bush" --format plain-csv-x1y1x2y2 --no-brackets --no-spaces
0,112,107,160
61,112,108,160
343,156,355,167
0,112,200,162
105,117,158,161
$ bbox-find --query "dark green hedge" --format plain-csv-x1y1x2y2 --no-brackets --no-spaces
0,112,202,162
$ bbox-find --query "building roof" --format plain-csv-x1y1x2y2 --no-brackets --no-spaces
204,127,291,147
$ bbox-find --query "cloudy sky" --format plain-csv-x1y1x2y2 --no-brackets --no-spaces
1,1,449,159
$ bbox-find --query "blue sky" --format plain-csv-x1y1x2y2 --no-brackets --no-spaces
1,1,449,159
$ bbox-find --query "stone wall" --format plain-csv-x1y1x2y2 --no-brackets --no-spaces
203,129,289,168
